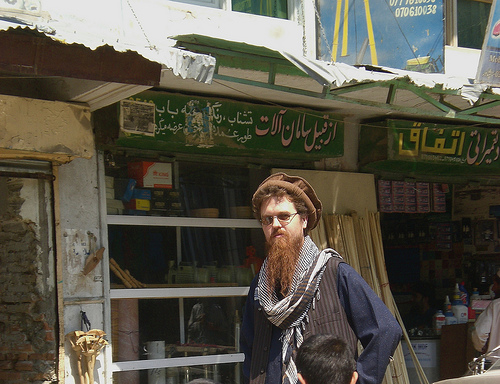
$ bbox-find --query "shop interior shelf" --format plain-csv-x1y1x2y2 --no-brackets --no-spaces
107,214,261,229
110,286,250,299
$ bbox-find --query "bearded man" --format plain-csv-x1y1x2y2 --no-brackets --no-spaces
240,173,402,384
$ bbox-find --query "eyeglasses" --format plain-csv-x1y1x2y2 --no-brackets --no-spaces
260,212,299,226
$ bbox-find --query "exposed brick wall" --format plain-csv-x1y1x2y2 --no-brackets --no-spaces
0,178,57,383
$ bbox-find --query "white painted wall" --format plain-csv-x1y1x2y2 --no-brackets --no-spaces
444,46,481,79
11,0,312,60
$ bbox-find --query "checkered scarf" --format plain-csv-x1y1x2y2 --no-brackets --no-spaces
256,236,332,384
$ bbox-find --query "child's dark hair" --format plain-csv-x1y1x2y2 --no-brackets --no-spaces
295,334,356,384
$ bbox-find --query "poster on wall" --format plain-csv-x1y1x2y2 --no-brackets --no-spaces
476,0,500,86
317,0,444,72
116,91,344,160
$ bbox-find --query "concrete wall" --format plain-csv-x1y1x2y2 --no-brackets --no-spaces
58,156,108,384
0,95,93,160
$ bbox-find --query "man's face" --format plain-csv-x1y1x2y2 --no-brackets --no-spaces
260,195,307,295
260,195,307,244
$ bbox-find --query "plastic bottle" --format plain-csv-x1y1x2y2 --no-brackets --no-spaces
444,310,458,325
459,281,469,306
433,310,446,335
452,285,468,324
453,283,461,300
443,295,452,313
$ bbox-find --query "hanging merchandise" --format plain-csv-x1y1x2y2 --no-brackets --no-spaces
66,329,108,384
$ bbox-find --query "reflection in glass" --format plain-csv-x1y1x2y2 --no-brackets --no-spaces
232,0,288,20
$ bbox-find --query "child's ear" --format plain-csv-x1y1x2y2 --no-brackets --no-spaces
350,371,359,384
298,373,307,384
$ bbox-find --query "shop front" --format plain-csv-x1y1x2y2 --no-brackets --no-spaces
360,120,500,382
90,88,500,384
93,89,364,383
3,88,499,384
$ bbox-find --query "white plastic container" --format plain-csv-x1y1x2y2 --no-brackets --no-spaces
452,300,468,324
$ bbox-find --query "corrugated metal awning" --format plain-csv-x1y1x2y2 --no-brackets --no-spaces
0,6,216,111
174,34,500,125
2,4,500,124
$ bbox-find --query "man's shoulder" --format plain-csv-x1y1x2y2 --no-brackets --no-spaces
322,249,345,267
320,250,346,278
321,248,344,260
483,298,500,309
490,298,500,309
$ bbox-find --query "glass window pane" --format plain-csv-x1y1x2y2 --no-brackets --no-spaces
111,297,245,359
108,225,177,286
232,0,288,19
179,162,252,219
457,0,491,49
170,0,221,9
109,225,263,286
113,363,243,384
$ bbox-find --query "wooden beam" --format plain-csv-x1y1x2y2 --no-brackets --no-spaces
0,149,75,164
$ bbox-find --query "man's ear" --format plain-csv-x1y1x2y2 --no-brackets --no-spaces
298,373,307,384
350,371,359,384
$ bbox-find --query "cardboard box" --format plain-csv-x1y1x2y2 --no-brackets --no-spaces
122,179,137,202
151,200,168,210
106,188,115,199
124,199,151,211
128,162,172,189
106,199,124,215
132,188,152,200
105,175,114,189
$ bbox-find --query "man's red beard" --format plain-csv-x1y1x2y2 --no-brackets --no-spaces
265,229,303,297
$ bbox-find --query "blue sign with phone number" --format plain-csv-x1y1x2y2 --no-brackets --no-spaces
317,0,444,72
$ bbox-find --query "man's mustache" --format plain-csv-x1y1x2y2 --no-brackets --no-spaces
272,228,287,237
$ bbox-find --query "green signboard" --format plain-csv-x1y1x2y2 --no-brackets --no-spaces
116,91,344,159
389,120,500,169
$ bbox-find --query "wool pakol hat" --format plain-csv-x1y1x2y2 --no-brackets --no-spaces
252,172,322,231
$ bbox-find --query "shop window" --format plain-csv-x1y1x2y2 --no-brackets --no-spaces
232,0,288,19
169,0,289,19
457,0,492,49
170,0,222,9
104,156,268,383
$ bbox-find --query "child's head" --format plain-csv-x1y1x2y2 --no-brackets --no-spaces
295,334,358,384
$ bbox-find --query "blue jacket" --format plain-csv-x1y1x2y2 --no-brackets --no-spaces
241,261,402,384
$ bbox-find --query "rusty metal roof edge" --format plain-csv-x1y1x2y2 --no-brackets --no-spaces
0,20,216,85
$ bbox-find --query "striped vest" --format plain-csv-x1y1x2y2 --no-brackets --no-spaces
249,256,358,384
